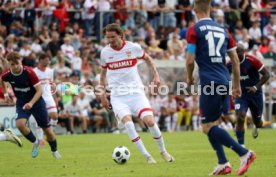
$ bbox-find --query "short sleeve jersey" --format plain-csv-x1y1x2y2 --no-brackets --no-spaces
0,66,41,105
100,41,146,96
186,18,236,85
227,54,264,91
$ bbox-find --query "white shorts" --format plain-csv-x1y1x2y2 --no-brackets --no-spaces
43,96,57,113
111,93,153,121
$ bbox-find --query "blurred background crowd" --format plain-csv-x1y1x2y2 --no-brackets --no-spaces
0,0,276,134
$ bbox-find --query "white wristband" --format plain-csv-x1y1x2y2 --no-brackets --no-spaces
4,93,8,97
253,86,257,91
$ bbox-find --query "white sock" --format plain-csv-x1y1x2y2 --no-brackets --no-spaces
36,127,44,141
165,116,171,132
0,132,7,141
171,113,178,131
125,121,150,158
50,119,58,126
148,123,166,153
192,115,198,131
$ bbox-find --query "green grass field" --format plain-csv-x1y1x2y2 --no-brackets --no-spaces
0,129,275,177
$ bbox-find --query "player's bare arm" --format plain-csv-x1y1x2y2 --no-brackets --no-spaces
23,84,43,110
227,50,241,99
0,78,13,104
246,67,270,94
99,68,111,110
143,53,161,87
186,53,195,85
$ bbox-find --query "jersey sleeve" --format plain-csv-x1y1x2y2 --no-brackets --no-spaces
26,67,41,87
227,32,236,51
0,69,10,82
100,49,107,69
133,43,145,59
248,55,264,72
186,25,197,54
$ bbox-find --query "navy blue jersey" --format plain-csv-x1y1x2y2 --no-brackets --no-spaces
227,54,264,92
0,66,42,105
186,18,236,85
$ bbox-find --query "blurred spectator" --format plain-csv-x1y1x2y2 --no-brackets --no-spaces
258,37,270,54
249,20,262,44
263,16,276,37
46,31,61,58
65,95,88,134
89,95,107,133
82,0,98,37
167,30,184,60
31,36,43,53
61,36,75,60
263,44,276,61
248,44,265,62
71,50,82,72
143,0,159,31
148,39,164,59
43,0,60,26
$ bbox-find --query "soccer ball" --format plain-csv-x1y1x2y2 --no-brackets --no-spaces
112,146,131,164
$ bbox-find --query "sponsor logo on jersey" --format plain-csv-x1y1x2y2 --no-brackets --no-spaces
107,59,137,70
240,75,249,80
14,87,31,92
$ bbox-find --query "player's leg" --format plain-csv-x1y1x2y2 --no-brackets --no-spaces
134,94,174,162
0,129,22,147
249,93,264,139
111,95,153,163
32,104,61,159
45,97,59,126
234,98,248,146
49,112,58,126
171,113,178,132
122,115,154,163
201,92,255,175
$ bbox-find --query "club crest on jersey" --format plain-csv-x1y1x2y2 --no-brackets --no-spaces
126,51,131,58
106,59,137,70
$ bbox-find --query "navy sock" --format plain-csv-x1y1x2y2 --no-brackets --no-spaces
48,140,57,152
208,126,248,157
24,131,36,143
235,130,245,145
208,136,228,164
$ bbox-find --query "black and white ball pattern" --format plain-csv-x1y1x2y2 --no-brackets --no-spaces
112,146,131,164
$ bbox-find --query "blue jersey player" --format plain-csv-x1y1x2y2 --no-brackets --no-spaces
0,52,61,159
228,44,270,146
186,0,256,175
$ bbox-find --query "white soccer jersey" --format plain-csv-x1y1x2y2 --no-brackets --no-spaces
34,67,57,111
100,41,146,96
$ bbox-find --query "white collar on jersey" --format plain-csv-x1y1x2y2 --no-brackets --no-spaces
10,66,23,76
240,54,246,64
199,18,212,22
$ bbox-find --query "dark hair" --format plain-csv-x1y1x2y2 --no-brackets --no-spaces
6,52,21,63
103,23,124,37
38,52,49,61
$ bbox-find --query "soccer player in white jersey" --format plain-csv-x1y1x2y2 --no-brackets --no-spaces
33,53,58,145
99,23,174,164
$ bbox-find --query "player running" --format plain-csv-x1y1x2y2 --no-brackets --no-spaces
99,23,174,164
33,53,58,146
228,44,270,146
186,0,256,175
0,52,61,159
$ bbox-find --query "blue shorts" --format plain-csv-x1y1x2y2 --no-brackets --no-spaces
16,99,50,128
200,85,230,124
234,91,263,120
222,95,231,115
